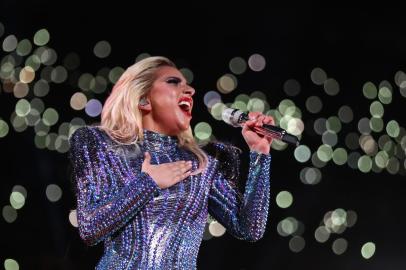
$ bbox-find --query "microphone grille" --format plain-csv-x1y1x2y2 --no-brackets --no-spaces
222,108,243,127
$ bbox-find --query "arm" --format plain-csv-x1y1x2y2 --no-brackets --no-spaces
69,126,160,246
208,151,271,242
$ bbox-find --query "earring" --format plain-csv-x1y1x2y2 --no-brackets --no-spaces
139,97,149,106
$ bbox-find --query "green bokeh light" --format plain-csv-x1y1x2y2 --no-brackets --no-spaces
15,99,31,117
326,116,342,133
311,67,327,85
369,117,384,132
378,87,392,104
109,67,125,84
374,151,389,168
332,148,348,165
276,191,293,208
194,122,212,141
0,119,9,138
386,120,400,138
324,78,340,96
33,29,50,46
229,57,247,75
294,145,311,163
42,108,59,126
4,258,19,270
361,242,376,259
317,145,333,162
363,82,377,99
358,155,372,173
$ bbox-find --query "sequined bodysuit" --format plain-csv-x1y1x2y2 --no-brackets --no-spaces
69,126,271,269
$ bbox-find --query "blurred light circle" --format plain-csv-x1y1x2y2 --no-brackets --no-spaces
10,192,25,209
194,122,212,140
109,67,125,84
283,79,301,96
217,74,237,94
4,258,19,270
70,92,87,110
375,151,389,168
370,101,384,118
310,67,327,85
90,76,108,93
287,118,304,136
311,152,327,168
317,144,333,162
25,55,41,71
386,157,400,174
180,68,194,84
363,82,377,99
33,29,50,46
326,116,341,133
69,210,78,227
324,78,340,96
315,226,330,243
2,205,17,223
314,118,327,135
40,48,57,65
16,39,32,56
55,135,70,153
278,99,295,115
203,91,222,108
271,139,288,151
294,145,311,163
13,82,29,98
19,66,35,83
229,57,247,74
34,79,50,97
361,242,376,259
276,191,293,208
332,148,348,165
378,87,392,104
358,155,372,173
322,131,338,147
78,73,93,91
347,152,361,169
42,108,59,126
359,135,377,155
358,117,371,135
2,35,18,52
15,99,31,117
51,66,68,83
386,120,400,138
338,105,353,123
93,40,111,58
209,221,226,237
289,236,305,253
247,98,265,113
210,102,226,121
305,96,322,113
46,184,62,202
0,120,10,138
369,117,384,132
300,167,322,184
231,100,247,111
332,238,348,255
85,99,103,117
248,54,266,72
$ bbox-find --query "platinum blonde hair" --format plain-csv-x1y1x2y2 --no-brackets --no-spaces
99,56,207,172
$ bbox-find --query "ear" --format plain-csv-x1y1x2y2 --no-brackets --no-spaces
138,97,152,112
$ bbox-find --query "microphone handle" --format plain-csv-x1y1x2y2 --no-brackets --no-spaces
253,125,300,146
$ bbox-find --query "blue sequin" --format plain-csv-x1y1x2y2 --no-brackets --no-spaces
69,126,271,269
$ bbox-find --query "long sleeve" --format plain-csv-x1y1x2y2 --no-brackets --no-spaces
208,151,271,242
69,126,160,246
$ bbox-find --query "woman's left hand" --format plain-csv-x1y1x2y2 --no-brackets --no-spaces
241,112,275,155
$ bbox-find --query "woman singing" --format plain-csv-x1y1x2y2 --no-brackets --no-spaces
69,56,273,269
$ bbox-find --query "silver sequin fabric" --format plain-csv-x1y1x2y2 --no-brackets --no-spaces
69,126,271,269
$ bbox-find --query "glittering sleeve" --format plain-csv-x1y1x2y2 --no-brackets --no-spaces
69,126,160,246
208,151,271,242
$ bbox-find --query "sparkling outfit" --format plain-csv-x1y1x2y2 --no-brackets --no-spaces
69,126,271,269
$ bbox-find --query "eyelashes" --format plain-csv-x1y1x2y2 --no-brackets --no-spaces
166,77,182,84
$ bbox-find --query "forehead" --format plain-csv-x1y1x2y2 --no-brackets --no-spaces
155,66,185,80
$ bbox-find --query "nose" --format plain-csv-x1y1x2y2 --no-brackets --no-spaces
183,85,195,96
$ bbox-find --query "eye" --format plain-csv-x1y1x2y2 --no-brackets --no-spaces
166,77,181,85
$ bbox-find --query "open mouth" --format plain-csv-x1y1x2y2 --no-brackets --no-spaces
178,97,193,116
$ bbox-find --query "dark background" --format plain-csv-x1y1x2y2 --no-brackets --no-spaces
1,2,405,270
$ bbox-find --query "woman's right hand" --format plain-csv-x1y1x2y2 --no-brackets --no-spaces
141,152,193,189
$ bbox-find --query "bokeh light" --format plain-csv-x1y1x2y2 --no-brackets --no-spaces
217,74,237,94
45,184,62,202
194,122,212,141
33,29,50,46
363,82,377,99
324,78,340,96
0,119,10,138
332,238,348,255
361,242,376,259
229,57,247,75
283,79,301,97
69,210,78,227
289,236,305,253
305,96,323,114
85,99,103,117
4,258,19,270
248,54,266,72
294,145,311,163
93,40,111,58
208,220,226,237
310,67,327,85
276,191,293,208
2,205,17,223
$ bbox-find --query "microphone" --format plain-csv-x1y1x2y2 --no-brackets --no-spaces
221,108,300,146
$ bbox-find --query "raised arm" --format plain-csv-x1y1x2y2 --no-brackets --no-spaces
208,151,271,242
69,127,160,246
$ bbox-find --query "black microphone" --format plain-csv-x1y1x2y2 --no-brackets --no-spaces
222,108,300,146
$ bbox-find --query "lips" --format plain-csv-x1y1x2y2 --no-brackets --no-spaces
178,96,193,114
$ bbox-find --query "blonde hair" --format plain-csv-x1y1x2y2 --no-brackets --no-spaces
99,56,207,172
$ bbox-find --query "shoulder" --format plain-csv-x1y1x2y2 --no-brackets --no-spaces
69,125,110,146
201,141,241,161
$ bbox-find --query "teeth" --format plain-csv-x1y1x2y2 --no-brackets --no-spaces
178,101,191,108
